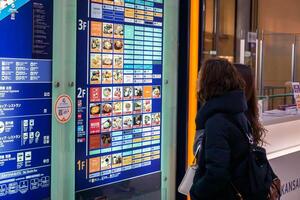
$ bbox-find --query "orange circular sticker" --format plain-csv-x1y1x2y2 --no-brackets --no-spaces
55,94,72,124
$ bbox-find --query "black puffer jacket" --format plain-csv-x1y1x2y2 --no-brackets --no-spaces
190,90,252,200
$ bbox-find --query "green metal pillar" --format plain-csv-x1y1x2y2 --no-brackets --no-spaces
161,0,180,199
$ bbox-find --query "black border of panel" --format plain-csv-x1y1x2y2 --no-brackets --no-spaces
175,0,191,200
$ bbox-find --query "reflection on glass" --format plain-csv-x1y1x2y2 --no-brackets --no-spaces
261,34,294,111
202,0,236,62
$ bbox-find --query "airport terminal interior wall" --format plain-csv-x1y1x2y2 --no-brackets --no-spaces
258,0,300,34
258,0,300,88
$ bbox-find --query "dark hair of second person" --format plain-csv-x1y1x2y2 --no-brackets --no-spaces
234,63,266,145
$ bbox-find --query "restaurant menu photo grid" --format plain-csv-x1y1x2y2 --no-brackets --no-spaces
0,0,53,199
76,0,164,193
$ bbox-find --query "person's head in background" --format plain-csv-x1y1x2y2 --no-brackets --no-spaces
234,63,265,145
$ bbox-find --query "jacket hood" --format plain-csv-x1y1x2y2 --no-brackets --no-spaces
196,90,247,130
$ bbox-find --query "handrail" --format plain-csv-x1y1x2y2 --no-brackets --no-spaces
258,93,293,100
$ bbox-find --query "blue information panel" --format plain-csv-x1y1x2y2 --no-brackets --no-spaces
76,0,163,193
0,0,52,199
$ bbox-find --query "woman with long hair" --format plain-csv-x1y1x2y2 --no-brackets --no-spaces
190,58,265,200
234,63,266,145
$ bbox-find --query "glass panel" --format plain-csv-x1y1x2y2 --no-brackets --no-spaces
202,0,236,62
262,34,294,110
203,0,215,61
217,0,235,61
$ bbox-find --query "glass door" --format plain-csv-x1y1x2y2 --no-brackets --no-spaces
202,0,236,62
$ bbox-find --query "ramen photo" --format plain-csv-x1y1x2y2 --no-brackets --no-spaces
102,70,113,84
102,54,113,68
114,55,123,68
90,37,101,53
103,23,113,37
114,40,124,53
103,39,113,53
90,70,101,84
90,54,101,68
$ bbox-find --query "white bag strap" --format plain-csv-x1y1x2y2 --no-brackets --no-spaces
192,143,202,165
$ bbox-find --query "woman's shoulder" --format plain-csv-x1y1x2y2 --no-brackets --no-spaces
205,113,229,133
205,113,243,135
206,113,229,126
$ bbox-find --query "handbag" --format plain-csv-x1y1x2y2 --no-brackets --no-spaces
178,143,202,196
226,115,281,200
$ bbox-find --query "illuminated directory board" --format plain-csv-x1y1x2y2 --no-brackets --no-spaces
0,0,52,199
76,0,163,192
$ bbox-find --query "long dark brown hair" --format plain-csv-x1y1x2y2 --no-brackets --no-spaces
198,58,245,101
234,64,266,145
198,58,264,145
